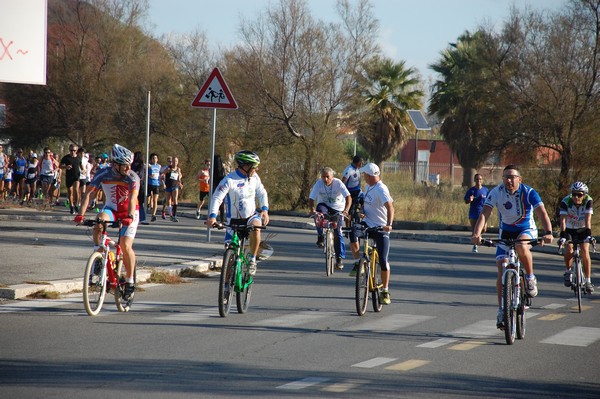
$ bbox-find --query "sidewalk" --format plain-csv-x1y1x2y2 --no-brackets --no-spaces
0,202,576,299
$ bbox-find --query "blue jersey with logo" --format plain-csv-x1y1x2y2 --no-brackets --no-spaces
484,183,543,233
464,185,488,219
147,163,161,186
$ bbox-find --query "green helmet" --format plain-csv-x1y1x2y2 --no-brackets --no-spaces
235,150,260,166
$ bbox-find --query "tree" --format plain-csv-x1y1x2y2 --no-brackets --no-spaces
357,57,423,165
226,0,379,208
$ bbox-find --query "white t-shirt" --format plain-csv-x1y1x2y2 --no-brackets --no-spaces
309,178,350,211
362,181,393,227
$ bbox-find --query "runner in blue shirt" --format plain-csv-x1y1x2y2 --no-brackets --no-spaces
464,174,488,253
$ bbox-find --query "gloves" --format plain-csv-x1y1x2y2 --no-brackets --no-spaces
559,231,567,239
121,215,134,226
585,228,592,238
74,214,84,224
558,237,566,247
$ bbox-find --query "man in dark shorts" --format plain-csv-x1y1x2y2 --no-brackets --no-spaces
60,144,82,214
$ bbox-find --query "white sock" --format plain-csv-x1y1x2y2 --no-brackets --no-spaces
126,278,134,284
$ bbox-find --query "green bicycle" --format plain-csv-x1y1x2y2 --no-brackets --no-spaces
216,222,265,317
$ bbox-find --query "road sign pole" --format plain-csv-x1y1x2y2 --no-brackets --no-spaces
207,108,217,242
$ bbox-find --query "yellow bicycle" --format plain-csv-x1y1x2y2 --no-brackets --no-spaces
353,225,384,315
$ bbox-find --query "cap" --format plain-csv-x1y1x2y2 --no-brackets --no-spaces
32,153,38,158
359,163,380,176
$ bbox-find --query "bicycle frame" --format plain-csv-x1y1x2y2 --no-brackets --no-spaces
314,212,341,276
362,231,382,293
353,225,384,315
227,228,252,293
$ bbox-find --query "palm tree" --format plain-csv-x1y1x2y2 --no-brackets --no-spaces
357,57,423,165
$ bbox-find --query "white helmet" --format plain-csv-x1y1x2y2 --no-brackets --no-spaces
570,181,589,194
111,144,133,165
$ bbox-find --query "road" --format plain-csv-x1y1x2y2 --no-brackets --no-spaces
1,225,599,398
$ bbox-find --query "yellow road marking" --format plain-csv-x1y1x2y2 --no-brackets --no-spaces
571,305,593,311
539,313,566,321
385,359,430,371
449,341,486,351
322,381,364,393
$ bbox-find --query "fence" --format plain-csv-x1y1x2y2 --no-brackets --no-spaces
382,162,505,186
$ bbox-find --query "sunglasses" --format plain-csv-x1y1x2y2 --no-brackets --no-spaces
572,192,585,198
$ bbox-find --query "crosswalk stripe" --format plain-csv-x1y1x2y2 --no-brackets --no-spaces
385,359,430,371
417,338,458,348
277,377,329,390
352,357,397,368
542,303,566,309
252,311,343,327
449,341,486,350
347,314,434,332
541,327,600,347
538,313,566,321
321,380,367,393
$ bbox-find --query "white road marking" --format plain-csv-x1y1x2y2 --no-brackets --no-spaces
252,311,344,327
351,357,397,368
347,314,434,332
277,377,329,390
417,338,458,348
541,327,600,347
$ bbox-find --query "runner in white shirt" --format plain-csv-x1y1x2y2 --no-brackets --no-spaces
308,167,351,270
207,150,269,276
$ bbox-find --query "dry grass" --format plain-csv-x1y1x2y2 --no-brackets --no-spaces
148,270,184,284
384,173,500,228
27,290,61,299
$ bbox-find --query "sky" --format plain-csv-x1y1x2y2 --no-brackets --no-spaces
146,0,567,83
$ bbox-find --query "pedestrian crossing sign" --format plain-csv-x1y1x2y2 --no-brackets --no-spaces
191,67,238,109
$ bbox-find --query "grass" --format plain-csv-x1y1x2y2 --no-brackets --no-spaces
27,290,61,299
148,270,184,284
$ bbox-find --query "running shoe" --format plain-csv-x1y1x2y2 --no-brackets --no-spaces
172,216,179,222
248,260,257,276
381,289,391,305
348,261,359,277
472,245,478,253
525,275,538,297
584,281,594,294
496,308,504,329
335,257,344,270
161,211,166,220
563,271,572,287
316,235,324,248
195,210,201,220
151,215,156,222
123,283,135,301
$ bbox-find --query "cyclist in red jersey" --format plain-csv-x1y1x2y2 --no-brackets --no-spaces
74,144,140,301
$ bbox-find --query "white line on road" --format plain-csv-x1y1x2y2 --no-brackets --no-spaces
541,327,600,347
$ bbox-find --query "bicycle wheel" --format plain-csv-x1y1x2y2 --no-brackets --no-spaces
574,256,582,313
355,258,369,315
218,249,236,317
114,258,131,312
83,252,107,316
371,250,383,312
236,261,252,314
503,272,516,345
516,275,526,340
325,229,335,276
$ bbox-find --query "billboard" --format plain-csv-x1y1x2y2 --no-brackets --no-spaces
0,0,47,85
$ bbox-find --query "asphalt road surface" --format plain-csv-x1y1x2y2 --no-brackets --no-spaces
1,225,599,398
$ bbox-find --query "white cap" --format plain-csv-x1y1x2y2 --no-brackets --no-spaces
32,153,38,158
359,163,380,176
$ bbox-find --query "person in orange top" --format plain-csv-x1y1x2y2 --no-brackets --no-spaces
196,159,211,220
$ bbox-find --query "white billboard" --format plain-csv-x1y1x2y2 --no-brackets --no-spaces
0,0,47,85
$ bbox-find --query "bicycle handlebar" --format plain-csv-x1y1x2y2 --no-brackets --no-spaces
212,222,266,231
558,237,597,254
80,219,121,228
480,238,542,248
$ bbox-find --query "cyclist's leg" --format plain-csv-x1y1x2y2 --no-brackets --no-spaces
247,214,262,260
333,215,345,260
376,232,391,288
119,210,139,281
93,209,114,246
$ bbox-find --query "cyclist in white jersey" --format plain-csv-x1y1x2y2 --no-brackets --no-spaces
309,166,352,270
75,144,140,301
558,181,594,293
206,150,269,276
471,165,553,329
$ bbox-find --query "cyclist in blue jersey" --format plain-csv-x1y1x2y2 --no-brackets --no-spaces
206,150,269,276
558,182,594,293
342,155,363,225
471,165,553,329
309,167,352,270
464,174,489,253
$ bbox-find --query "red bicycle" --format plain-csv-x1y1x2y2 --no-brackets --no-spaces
80,219,133,316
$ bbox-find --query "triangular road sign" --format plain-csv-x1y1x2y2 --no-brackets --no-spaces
191,67,238,109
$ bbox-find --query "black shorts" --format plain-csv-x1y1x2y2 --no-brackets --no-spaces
148,185,160,195
565,228,588,241
14,174,25,183
199,190,209,201
65,177,79,188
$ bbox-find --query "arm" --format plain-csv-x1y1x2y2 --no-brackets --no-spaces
308,198,316,215
76,185,98,219
383,201,394,232
534,204,553,243
343,195,352,215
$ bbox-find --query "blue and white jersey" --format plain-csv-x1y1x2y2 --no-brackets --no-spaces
209,169,269,220
342,164,361,192
309,177,350,212
484,183,543,233
559,194,593,229
363,181,393,228
147,163,161,186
